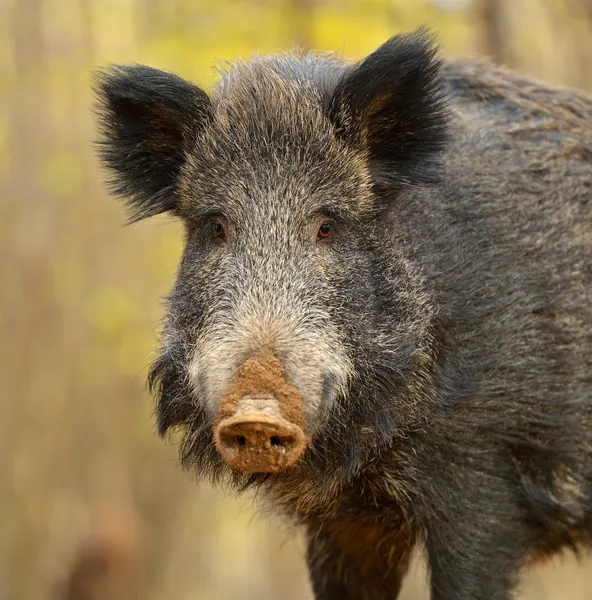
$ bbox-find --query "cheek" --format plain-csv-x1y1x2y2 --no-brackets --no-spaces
270,320,355,439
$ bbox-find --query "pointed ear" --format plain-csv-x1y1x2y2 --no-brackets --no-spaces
94,65,213,221
329,29,449,190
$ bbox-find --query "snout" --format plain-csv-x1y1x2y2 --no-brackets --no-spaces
215,400,306,473
213,357,308,474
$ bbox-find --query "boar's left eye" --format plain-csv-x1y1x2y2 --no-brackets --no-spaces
317,223,334,242
210,221,226,242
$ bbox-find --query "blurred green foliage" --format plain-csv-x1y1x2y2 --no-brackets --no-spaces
1,1,591,598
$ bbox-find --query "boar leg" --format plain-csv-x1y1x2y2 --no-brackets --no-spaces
306,521,412,600
425,483,531,600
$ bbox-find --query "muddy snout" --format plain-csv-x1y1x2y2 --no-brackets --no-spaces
216,396,306,473
214,357,308,474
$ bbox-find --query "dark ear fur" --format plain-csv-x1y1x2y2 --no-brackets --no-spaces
94,65,213,221
329,28,449,189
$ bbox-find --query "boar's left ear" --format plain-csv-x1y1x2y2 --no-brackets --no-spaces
94,65,213,221
329,28,449,190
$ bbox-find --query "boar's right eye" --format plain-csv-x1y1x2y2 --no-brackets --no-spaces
318,223,333,239
317,222,335,245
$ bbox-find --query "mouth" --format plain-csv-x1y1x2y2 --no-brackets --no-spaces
213,356,308,474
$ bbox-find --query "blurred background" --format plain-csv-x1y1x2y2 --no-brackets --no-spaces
1,0,591,598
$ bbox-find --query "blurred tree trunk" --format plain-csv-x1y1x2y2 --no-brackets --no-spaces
287,0,314,52
137,0,160,41
475,0,512,66
566,0,592,90
5,0,49,596
9,0,45,209
540,0,592,90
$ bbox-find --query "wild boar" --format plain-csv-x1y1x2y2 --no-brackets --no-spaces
95,29,592,600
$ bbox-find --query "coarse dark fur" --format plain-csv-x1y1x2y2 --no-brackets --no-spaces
94,29,592,600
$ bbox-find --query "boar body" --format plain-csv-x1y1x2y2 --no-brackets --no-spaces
96,31,591,600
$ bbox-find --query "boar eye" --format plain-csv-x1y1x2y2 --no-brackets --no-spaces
210,221,226,241
317,223,334,242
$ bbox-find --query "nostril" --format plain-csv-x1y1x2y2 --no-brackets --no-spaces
270,435,282,449
219,431,247,451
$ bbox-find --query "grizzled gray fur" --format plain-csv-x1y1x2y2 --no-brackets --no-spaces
95,29,592,600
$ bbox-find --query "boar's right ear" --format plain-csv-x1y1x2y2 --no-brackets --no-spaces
94,65,213,221
329,29,449,190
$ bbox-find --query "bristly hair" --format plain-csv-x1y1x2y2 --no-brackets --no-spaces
328,27,450,191
94,30,449,225
93,65,213,222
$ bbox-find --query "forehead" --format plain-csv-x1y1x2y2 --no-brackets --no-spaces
180,56,372,218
